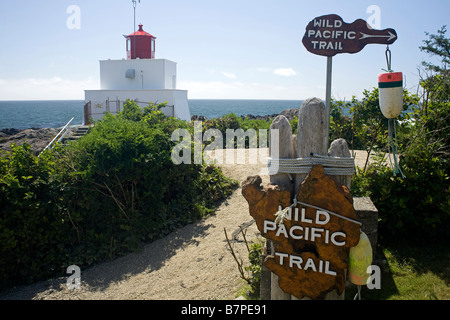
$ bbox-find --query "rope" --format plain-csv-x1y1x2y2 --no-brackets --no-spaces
388,119,406,178
267,153,355,176
385,46,393,72
354,285,362,300
274,195,362,227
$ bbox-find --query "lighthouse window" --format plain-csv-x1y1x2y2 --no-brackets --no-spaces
151,40,155,52
127,38,131,51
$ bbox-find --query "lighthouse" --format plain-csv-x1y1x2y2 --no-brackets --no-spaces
126,24,156,59
84,23,191,124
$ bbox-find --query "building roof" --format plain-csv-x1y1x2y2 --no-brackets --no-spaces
127,24,156,38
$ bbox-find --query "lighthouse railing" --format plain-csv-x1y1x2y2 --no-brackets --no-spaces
39,117,74,157
84,99,175,121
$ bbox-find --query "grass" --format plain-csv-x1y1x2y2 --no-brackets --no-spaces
345,235,450,300
234,234,450,300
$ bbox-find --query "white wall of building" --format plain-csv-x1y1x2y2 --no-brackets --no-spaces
100,59,177,90
84,89,190,122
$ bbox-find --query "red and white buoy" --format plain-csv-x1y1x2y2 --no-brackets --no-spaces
378,71,403,119
377,46,405,178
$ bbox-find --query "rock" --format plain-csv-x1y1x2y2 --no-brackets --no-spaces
190,115,206,121
191,108,299,123
0,128,23,136
280,108,299,121
0,128,60,156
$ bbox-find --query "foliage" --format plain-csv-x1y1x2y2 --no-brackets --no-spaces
0,100,238,290
352,152,449,240
352,27,449,241
225,225,264,300
0,143,70,287
345,235,450,300
419,25,449,77
244,240,264,298
201,113,271,149
329,99,355,148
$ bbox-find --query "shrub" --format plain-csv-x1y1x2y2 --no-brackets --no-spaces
0,143,70,288
351,27,449,241
351,95,449,240
352,152,449,240
0,101,238,290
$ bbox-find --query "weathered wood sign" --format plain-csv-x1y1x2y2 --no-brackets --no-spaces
242,165,360,299
302,14,397,56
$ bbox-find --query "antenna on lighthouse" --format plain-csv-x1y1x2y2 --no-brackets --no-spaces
132,0,141,59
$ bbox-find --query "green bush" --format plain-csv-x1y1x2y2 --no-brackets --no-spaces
0,101,238,290
0,143,71,287
351,94,449,240
352,153,449,240
201,113,271,149
351,25,449,241
245,240,264,298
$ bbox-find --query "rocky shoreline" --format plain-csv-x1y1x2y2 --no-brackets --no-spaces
190,108,299,122
0,128,61,156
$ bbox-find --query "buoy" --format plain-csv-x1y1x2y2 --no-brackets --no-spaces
378,71,403,119
348,231,373,286
377,46,406,178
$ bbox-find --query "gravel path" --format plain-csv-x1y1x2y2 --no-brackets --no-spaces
0,149,373,300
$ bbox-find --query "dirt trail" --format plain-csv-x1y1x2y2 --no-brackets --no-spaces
0,149,372,300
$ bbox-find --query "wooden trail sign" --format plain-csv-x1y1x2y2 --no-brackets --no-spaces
242,98,359,300
302,14,398,57
242,165,360,300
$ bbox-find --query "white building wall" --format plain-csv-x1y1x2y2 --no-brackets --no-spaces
84,89,190,122
100,59,177,90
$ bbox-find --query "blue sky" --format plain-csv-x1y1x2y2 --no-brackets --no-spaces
0,0,448,100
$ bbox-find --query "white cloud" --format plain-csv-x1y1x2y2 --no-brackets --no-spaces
273,68,297,77
221,72,237,80
257,67,298,77
0,77,98,100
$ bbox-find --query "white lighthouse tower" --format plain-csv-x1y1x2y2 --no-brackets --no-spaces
84,19,190,124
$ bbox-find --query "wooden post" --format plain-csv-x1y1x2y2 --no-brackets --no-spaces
327,138,354,300
268,115,294,300
328,138,352,190
269,115,295,194
295,98,346,300
262,98,354,300
295,97,329,192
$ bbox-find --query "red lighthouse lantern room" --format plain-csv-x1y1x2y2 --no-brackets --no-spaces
125,24,156,59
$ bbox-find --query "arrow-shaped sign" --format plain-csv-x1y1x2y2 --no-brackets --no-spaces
302,14,398,57
360,31,397,42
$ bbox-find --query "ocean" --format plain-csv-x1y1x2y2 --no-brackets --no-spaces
0,99,304,129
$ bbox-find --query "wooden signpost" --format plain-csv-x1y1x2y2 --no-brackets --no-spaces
240,13,394,300
302,14,397,57
301,13,398,127
243,165,360,299
242,98,360,300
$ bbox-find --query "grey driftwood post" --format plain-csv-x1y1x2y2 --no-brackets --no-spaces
262,97,354,300
268,115,294,300
328,138,352,190
295,97,329,192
